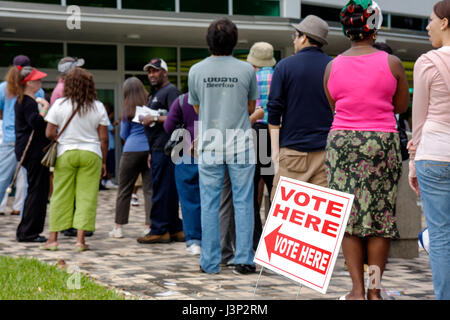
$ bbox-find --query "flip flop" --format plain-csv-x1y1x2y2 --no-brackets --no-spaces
75,243,89,252
40,242,58,251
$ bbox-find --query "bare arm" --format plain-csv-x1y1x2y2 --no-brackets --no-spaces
193,105,199,115
388,55,410,115
323,61,335,112
250,107,265,125
269,124,280,174
141,115,168,127
45,122,58,141
247,100,256,115
98,124,109,177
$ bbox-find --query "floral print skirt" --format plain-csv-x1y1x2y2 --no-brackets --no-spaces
325,130,401,239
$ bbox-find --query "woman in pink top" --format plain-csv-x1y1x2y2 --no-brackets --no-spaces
323,0,409,300
408,0,450,300
50,57,84,106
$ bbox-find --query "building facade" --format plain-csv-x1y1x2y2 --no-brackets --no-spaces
0,0,436,170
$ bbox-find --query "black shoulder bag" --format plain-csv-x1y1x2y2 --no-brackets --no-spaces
164,94,187,157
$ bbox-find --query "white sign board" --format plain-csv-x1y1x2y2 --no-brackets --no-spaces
254,176,354,294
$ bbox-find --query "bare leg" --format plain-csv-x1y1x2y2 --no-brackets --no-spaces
46,231,58,244
76,229,88,250
342,234,365,300
41,231,58,249
366,236,390,300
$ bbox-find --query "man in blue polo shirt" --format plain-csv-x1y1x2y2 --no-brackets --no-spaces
0,55,44,205
268,15,333,198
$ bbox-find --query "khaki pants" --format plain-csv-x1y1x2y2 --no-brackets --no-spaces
271,148,327,201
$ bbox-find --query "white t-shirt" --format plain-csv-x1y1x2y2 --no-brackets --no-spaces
45,97,110,158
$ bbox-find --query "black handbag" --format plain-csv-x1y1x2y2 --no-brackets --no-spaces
164,94,187,157
397,117,409,161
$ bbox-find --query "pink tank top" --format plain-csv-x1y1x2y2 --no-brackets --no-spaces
327,51,398,132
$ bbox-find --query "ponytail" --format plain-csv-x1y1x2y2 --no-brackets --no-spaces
5,66,33,102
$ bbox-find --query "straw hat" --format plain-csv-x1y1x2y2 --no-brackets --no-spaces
247,42,276,67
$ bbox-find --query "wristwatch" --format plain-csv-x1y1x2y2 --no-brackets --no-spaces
153,115,158,123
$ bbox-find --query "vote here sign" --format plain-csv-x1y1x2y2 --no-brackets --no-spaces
254,176,354,294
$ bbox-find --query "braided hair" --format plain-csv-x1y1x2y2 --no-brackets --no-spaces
340,0,382,41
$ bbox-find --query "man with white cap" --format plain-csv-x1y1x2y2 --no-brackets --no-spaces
268,15,334,197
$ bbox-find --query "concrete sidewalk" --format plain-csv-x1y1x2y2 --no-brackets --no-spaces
0,188,435,300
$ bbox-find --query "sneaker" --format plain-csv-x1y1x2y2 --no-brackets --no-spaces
142,227,151,237
131,193,139,206
105,180,118,189
109,226,123,238
233,264,256,275
137,232,171,244
186,243,201,255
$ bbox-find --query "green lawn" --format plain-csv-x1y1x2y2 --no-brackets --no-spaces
0,256,126,300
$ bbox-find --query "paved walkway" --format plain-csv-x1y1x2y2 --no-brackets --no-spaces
0,188,435,300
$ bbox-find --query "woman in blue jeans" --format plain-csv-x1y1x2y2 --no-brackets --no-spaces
164,93,202,255
408,0,450,300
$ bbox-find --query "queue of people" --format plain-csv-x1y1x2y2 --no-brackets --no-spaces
0,0,448,300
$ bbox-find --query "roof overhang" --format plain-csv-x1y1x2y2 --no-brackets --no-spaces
0,1,433,60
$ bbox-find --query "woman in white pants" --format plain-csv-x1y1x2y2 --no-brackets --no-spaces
0,167,26,215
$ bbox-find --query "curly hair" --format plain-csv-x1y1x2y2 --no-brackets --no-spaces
340,1,380,41
63,68,97,115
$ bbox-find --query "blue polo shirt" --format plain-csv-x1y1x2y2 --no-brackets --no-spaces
0,81,44,143
267,46,333,152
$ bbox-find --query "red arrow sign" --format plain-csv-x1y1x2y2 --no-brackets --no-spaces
264,225,332,275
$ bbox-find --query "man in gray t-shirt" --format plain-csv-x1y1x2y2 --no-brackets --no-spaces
189,56,258,156
188,18,258,275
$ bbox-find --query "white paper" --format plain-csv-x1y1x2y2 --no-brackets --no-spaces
132,106,159,123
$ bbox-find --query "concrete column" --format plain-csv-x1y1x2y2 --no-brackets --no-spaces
390,159,423,259
281,0,300,19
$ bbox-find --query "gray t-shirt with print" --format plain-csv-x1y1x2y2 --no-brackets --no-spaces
188,56,259,156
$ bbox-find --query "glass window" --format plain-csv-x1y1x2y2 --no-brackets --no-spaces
301,4,341,22
382,14,388,27
180,48,210,73
180,75,189,94
97,89,115,111
233,49,282,64
66,0,116,8
125,74,151,93
180,0,228,14
4,0,60,4
233,0,280,17
122,0,175,11
391,15,427,31
67,43,117,70
0,40,63,68
233,49,250,62
125,74,178,95
125,46,177,72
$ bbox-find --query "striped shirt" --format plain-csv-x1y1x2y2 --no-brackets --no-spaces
256,67,274,125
